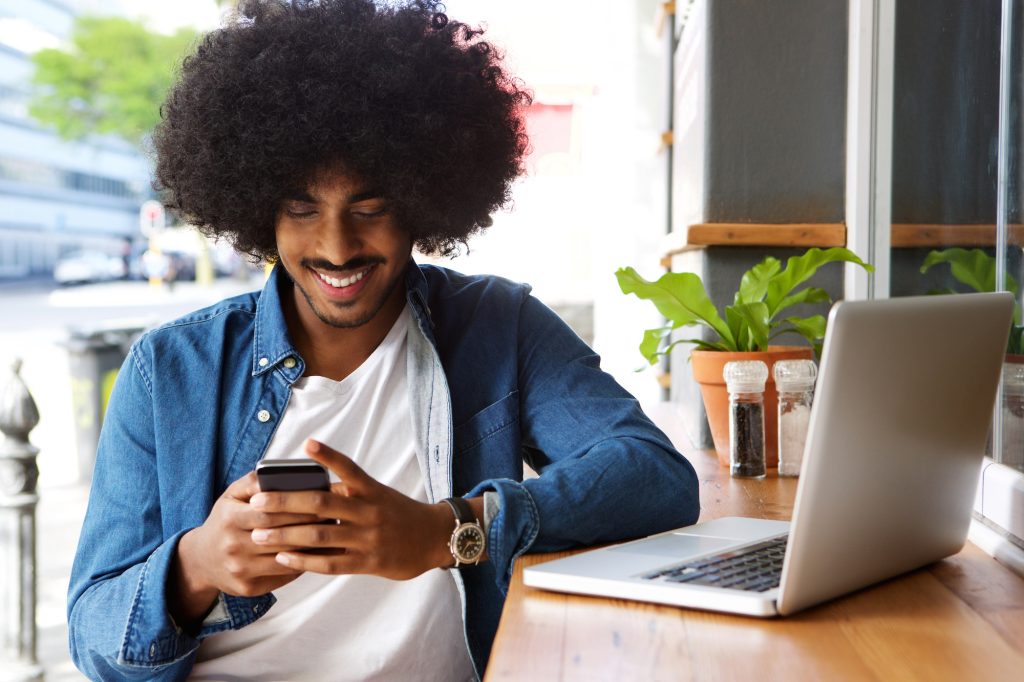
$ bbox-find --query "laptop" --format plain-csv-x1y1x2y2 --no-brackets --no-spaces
524,292,1014,617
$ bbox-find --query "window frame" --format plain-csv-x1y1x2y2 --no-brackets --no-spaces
845,0,1024,554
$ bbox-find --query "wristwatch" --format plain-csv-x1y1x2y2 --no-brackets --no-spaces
442,497,486,567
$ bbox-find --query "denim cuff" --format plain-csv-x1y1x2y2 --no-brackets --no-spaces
196,593,276,638
466,478,540,594
118,531,200,667
118,530,277,668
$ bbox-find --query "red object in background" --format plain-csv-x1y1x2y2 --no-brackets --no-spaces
524,103,573,158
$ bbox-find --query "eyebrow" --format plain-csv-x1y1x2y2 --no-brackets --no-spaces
281,189,384,203
347,189,383,203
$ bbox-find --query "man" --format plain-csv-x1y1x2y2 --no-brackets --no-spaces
67,1,700,680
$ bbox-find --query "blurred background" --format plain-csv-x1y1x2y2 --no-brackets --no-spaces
0,0,671,678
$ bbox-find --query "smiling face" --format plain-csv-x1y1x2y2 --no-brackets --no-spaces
274,168,413,335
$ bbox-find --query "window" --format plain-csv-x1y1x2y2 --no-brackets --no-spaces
848,0,1024,550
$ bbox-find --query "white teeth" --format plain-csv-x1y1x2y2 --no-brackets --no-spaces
317,267,369,289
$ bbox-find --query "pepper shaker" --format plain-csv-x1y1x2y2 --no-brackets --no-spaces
723,360,768,479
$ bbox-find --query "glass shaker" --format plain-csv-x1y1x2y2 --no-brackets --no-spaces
723,360,768,479
774,359,818,477
1001,362,1024,469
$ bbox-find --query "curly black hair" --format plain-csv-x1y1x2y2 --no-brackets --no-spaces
153,0,532,259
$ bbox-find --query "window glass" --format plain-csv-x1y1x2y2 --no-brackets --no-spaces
889,0,1023,473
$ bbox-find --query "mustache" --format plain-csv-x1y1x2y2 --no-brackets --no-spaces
300,256,385,273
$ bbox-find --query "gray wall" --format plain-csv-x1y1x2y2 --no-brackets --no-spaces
704,0,848,223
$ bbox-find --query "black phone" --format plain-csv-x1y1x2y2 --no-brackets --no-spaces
255,458,331,492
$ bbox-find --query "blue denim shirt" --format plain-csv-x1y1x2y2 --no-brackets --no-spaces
68,263,700,681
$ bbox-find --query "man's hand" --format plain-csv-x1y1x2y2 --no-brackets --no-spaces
169,471,322,628
248,438,463,579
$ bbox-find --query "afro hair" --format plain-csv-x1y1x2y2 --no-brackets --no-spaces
153,0,532,259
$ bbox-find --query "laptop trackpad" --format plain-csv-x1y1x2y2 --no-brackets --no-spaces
608,533,738,559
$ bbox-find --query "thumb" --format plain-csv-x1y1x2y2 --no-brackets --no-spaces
304,438,374,495
224,471,260,501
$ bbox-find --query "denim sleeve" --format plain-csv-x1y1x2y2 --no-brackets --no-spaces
468,294,701,592
67,346,273,680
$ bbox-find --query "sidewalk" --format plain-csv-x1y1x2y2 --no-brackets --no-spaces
0,275,263,680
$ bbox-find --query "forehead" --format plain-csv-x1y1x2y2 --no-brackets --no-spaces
288,164,380,201
299,166,374,199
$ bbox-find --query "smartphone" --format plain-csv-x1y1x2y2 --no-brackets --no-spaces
255,458,331,492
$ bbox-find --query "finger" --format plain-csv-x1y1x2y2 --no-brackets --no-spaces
276,549,368,575
220,573,305,599
304,439,375,495
250,489,367,522
236,509,324,531
220,555,305,588
251,521,365,552
223,471,261,502
242,555,306,577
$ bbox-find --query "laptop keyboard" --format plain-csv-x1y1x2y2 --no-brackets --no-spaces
640,535,788,592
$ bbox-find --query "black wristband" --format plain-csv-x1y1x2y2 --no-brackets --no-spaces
443,496,475,524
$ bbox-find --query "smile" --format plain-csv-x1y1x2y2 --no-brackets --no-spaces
315,266,372,289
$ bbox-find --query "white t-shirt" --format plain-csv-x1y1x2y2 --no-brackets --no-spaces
190,306,475,682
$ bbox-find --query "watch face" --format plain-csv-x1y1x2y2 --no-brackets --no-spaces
453,524,485,562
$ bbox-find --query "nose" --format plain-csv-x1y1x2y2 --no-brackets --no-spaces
317,215,363,265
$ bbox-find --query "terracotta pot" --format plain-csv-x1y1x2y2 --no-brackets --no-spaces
691,346,814,468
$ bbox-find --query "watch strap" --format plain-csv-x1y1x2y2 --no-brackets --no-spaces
443,496,475,526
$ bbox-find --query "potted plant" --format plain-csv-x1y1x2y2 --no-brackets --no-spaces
919,247,1022,354
616,247,873,467
920,247,1024,466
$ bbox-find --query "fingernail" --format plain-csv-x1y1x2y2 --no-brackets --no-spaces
251,494,267,509
306,439,320,453
276,553,291,566
251,529,269,543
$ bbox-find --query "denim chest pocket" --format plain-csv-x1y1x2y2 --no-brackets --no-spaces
454,390,520,456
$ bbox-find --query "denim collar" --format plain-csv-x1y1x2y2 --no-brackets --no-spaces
252,260,436,377
251,264,300,377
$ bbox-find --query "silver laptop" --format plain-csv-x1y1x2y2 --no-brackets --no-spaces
524,293,1014,617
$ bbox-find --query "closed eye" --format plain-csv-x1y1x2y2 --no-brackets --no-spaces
282,200,318,219
352,206,388,219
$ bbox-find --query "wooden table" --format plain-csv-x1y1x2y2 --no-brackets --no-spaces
486,404,1024,680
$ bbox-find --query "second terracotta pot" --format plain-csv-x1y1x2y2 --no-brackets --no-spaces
691,346,814,468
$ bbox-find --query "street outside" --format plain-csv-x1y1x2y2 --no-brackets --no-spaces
0,273,264,681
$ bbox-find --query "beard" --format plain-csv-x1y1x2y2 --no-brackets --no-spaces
285,258,407,329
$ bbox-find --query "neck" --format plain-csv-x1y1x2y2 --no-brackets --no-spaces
284,279,407,382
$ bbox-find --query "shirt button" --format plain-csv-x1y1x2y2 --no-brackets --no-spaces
283,357,296,369
258,357,269,367
257,410,271,423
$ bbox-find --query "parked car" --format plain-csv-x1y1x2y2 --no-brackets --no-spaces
53,251,127,285
135,249,196,282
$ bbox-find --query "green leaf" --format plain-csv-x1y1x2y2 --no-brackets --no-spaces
765,248,874,317
772,315,827,347
773,286,832,318
736,257,781,305
728,302,770,351
616,267,736,349
1009,325,1024,355
919,248,1019,294
725,306,749,352
639,326,673,365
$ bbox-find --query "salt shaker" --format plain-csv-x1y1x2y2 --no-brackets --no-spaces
774,359,817,477
1001,362,1024,468
724,360,768,479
